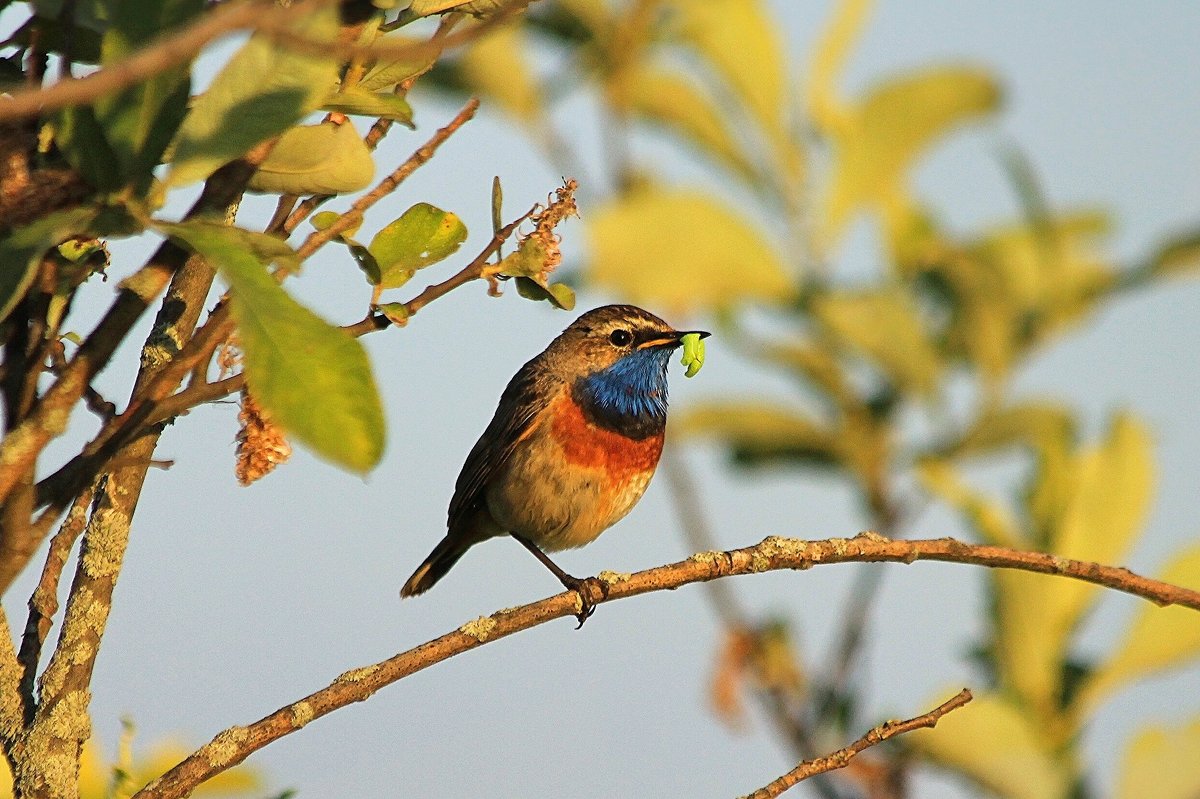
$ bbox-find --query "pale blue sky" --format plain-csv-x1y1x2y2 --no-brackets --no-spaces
7,2,1200,797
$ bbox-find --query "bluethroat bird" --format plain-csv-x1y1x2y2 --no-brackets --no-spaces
401,304,709,626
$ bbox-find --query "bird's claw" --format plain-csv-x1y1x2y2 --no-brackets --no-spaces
561,574,609,629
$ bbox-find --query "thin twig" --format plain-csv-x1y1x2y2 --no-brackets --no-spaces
291,98,480,264
131,533,1198,799
0,0,525,122
738,689,974,799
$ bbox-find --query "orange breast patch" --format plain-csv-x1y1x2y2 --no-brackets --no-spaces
548,392,664,479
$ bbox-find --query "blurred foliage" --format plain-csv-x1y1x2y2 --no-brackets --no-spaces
420,0,1200,796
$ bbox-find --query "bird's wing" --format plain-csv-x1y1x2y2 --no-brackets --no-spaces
447,358,554,533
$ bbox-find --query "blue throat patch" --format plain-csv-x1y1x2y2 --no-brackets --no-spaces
573,348,672,439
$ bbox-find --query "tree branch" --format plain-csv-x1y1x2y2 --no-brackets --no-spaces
738,689,974,799
130,533,1198,799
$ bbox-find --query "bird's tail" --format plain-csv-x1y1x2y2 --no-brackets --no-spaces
401,534,473,597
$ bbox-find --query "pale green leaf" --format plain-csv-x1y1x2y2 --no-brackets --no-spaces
247,122,375,196
1117,719,1200,799
1077,544,1200,715
165,223,384,472
513,277,575,311
813,288,942,394
459,26,541,121
167,6,340,186
908,692,1071,799
0,208,98,323
321,86,414,126
621,67,758,185
368,203,467,289
359,37,437,91
586,188,793,313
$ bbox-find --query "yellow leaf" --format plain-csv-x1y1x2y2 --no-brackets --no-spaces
459,25,541,122
909,692,1072,799
1077,544,1200,715
807,0,872,128
620,67,758,185
968,211,1115,336
916,460,1022,548
673,401,837,467
950,402,1076,460
1117,719,1200,799
666,0,787,137
585,188,793,312
1046,413,1155,626
995,415,1154,720
822,65,1000,241
812,288,942,394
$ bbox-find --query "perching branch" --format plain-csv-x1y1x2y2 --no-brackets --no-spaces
130,532,1199,799
738,689,974,799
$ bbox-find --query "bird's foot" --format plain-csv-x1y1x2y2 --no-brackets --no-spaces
559,574,610,629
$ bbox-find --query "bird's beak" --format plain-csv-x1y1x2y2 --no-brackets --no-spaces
636,329,712,350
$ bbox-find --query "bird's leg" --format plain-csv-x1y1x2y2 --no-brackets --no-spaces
511,534,608,628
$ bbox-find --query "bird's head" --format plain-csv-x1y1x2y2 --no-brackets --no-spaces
548,304,709,425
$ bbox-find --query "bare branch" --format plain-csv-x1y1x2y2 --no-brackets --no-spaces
738,689,974,799
130,533,1198,799
0,0,526,123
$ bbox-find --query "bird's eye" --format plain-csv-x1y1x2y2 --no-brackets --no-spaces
609,329,633,347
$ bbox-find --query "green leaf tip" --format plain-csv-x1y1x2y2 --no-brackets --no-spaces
680,332,706,378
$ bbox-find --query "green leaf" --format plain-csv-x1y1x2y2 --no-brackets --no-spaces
813,288,942,395
1146,228,1200,279
367,203,467,289
166,5,340,187
586,188,793,313
359,38,438,91
908,691,1071,799
513,277,575,310
620,67,758,185
321,86,415,126
93,0,203,190
1076,545,1200,715
165,222,385,472
247,122,376,195
55,105,123,191
674,401,837,469
1118,719,1200,799
0,208,98,324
